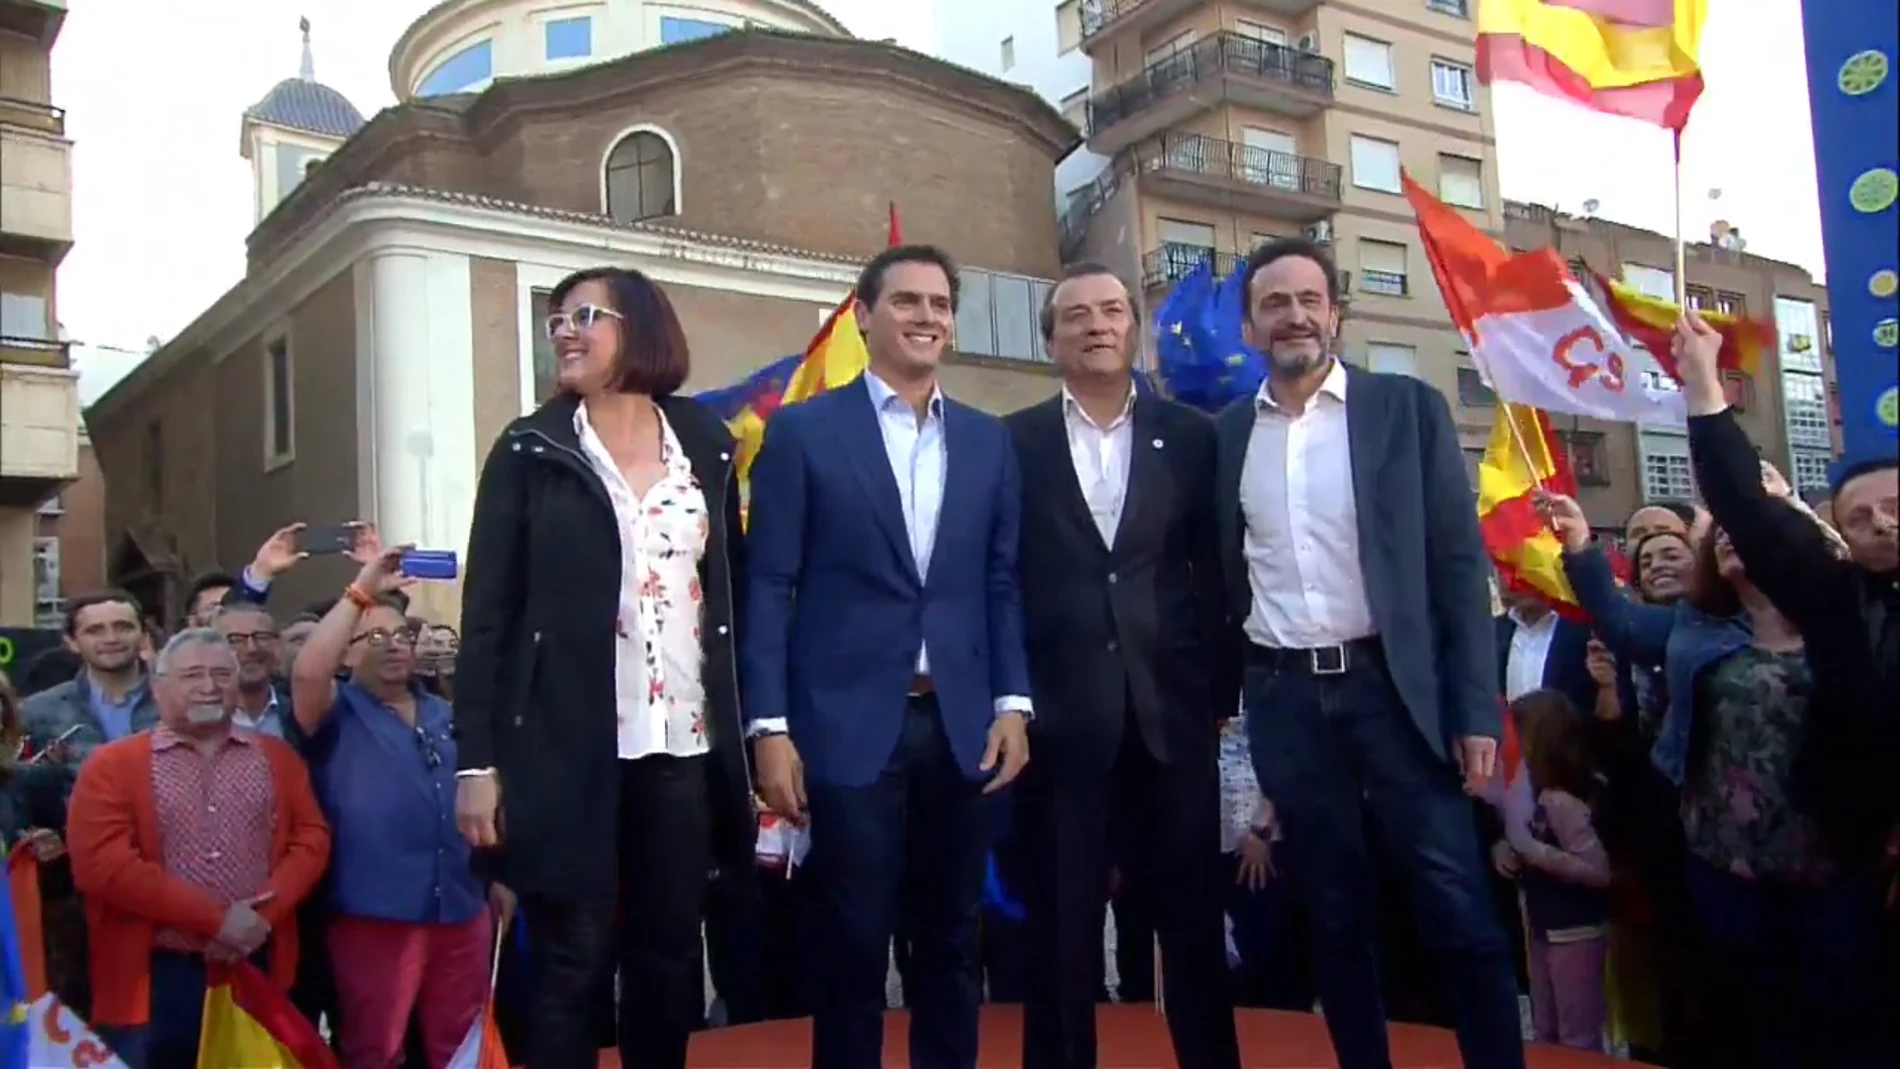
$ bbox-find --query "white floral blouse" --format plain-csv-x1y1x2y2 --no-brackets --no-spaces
575,404,711,760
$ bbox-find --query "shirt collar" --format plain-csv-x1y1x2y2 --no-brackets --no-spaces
1510,607,1558,632
573,399,681,466
152,723,253,750
864,369,944,419
1061,385,1135,433
1255,358,1349,412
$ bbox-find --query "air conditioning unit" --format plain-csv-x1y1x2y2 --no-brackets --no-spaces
1296,34,1319,52
1305,220,1332,244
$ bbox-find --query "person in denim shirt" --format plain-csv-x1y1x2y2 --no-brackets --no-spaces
290,529,506,1069
22,591,160,765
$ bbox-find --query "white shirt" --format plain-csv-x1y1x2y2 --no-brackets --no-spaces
1504,609,1560,702
1239,360,1376,648
574,404,712,760
1062,386,1135,546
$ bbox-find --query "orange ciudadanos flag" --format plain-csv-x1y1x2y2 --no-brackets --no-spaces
196,961,338,1069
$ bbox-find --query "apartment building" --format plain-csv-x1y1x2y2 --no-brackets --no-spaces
0,0,82,627
1504,202,1838,522
941,0,1503,456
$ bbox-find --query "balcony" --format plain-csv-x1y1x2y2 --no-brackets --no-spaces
0,0,65,44
0,360,80,505
0,335,67,370
1141,244,1241,291
1081,0,1322,46
0,96,63,136
1086,33,1335,156
1135,134,1341,224
0,119,73,262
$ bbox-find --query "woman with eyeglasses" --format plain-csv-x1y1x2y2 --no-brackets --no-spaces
454,266,756,1069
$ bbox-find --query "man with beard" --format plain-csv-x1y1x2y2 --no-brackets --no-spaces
1212,238,1524,1069
66,628,330,1067
23,591,160,764
1005,262,1239,1069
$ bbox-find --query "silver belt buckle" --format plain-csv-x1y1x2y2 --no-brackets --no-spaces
1310,644,1349,676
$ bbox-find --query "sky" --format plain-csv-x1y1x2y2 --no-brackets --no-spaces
50,0,1824,403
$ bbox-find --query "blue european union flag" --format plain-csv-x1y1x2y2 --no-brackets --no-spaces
695,353,802,422
0,856,31,1069
1153,258,1263,413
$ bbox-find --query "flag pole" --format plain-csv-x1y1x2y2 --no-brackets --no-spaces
1671,130,1687,306
1466,345,1546,492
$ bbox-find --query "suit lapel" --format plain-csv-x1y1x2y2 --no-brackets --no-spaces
1039,398,1103,550
836,377,921,585
1112,397,1164,556
1344,365,1386,552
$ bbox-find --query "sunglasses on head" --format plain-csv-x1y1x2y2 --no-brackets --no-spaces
544,303,624,338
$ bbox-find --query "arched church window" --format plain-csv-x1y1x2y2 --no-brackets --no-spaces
603,130,679,223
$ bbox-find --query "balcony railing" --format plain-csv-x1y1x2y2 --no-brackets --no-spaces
0,96,64,136
1086,33,1335,136
1140,134,1343,199
0,335,69,369
1141,244,1241,291
1079,0,1162,38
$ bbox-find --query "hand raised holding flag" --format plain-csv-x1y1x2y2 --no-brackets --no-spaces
1532,489,1593,552
1673,309,1729,416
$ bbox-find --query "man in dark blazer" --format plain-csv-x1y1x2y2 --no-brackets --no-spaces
744,244,1034,1069
1495,590,1597,712
1005,263,1240,1069
1213,237,1525,1069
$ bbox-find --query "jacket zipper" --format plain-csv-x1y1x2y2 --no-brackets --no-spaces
716,450,755,798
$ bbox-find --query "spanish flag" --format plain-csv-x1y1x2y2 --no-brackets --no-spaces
1477,402,1586,618
1476,0,1709,131
1585,270,1772,379
720,204,900,504
196,962,338,1069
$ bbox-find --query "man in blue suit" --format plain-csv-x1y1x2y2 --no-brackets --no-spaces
744,243,1034,1069
1213,237,1525,1069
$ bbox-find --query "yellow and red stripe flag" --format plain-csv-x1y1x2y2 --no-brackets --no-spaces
196,961,339,1069
1476,0,1709,131
1584,270,1773,379
1477,402,1587,619
726,204,902,504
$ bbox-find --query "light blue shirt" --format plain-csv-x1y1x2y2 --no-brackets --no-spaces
863,370,947,675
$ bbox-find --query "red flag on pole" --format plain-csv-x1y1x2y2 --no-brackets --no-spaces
887,201,901,246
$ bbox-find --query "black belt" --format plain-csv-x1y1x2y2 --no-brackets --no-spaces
1245,636,1382,676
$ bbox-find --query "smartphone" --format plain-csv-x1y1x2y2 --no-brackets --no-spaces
297,524,357,555
400,549,459,581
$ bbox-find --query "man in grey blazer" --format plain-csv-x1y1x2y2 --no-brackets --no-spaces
1213,237,1524,1069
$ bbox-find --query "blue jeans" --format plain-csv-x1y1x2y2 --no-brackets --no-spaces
1684,854,1895,1069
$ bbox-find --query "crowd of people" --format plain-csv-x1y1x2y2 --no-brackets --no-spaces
0,238,1892,1069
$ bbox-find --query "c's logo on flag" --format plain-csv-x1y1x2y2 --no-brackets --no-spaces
1551,325,1627,394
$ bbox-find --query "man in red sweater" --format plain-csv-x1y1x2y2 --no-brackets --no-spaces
67,627,330,1069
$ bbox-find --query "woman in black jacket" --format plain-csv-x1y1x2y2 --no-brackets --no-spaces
454,266,756,1069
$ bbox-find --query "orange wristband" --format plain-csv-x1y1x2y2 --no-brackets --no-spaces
343,583,376,610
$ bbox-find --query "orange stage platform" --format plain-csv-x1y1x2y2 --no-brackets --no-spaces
647,1005,1639,1067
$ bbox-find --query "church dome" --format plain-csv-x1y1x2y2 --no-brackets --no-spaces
245,77,365,140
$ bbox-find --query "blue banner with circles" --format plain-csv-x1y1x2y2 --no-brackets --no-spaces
1801,2,1898,458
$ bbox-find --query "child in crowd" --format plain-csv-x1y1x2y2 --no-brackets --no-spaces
1498,689,1613,1052
1216,709,1310,1010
